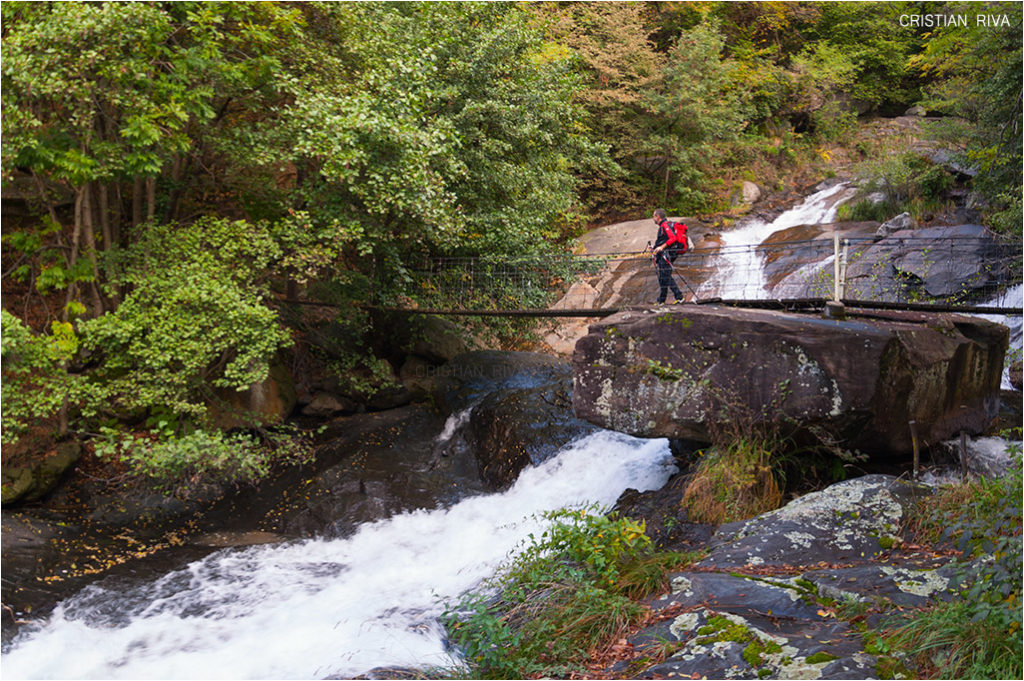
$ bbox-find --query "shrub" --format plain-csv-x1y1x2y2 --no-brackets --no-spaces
442,507,680,678
93,425,315,494
0,310,81,443
836,198,896,223
848,151,954,223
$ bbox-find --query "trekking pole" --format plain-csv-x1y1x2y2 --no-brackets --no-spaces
660,248,700,302
647,241,700,302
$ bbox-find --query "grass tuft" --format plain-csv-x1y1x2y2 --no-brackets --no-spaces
681,437,782,525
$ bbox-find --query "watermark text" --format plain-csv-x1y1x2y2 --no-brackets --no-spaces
899,13,1011,28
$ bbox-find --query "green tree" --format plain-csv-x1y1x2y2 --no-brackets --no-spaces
644,19,753,212
911,1,1023,236
1,2,605,483
1,1,303,319
80,217,294,425
807,2,924,113
530,1,662,216
784,39,861,139
236,2,600,271
0,310,81,443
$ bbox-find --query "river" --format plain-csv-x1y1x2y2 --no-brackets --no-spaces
2,430,676,679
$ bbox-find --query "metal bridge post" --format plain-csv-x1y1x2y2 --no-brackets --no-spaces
833,232,841,302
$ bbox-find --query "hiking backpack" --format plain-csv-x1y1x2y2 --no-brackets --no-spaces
662,220,689,254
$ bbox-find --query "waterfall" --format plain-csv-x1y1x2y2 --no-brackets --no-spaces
976,283,1023,390
3,431,677,680
697,182,854,300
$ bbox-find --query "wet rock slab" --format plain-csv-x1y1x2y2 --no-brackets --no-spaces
434,351,598,489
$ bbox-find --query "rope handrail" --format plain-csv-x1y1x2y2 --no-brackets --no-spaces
422,235,1023,265
367,235,1024,317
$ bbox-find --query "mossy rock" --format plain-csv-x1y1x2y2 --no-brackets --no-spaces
1,467,34,505
1,441,82,505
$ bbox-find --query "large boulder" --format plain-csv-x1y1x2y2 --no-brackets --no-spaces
875,211,917,239
369,310,476,365
760,221,879,296
698,474,921,568
616,475,964,681
572,305,1008,457
433,351,598,488
1,442,82,505
464,378,597,489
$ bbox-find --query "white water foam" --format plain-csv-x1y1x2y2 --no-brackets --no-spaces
3,430,677,680
698,182,852,300
975,283,1023,390
434,404,475,446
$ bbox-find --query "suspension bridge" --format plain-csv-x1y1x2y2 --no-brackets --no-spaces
350,235,1023,318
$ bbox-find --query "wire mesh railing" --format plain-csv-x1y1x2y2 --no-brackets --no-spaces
392,236,1022,315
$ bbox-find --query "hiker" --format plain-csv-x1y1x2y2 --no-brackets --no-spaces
651,208,688,304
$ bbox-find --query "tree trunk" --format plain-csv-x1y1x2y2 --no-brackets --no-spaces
81,183,105,317
663,158,671,206
132,176,144,231
58,367,69,438
146,176,156,222
98,183,120,308
163,152,188,222
63,187,85,322
30,170,62,229
113,182,124,247
98,183,112,252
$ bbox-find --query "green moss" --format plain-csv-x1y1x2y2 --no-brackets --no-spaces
878,535,898,550
697,615,751,644
656,314,693,329
876,655,913,679
742,642,764,667
742,639,783,668
793,577,818,594
805,652,839,664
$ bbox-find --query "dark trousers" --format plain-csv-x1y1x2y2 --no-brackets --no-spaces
656,253,683,302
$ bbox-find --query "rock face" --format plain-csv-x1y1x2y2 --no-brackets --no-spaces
874,211,917,239
616,475,962,681
845,223,1009,301
209,359,297,429
731,181,762,207
759,221,879,295
698,474,916,568
572,305,1007,456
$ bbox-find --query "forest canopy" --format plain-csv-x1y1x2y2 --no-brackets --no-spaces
2,1,1021,484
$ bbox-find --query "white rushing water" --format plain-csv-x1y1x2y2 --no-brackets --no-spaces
3,430,677,680
976,283,1023,390
697,182,853,299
